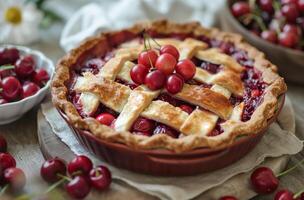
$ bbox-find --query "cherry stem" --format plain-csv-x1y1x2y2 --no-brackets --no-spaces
252,14,267,31
44,173,71,194
0,65,15,71
294,187,304,199
0,185,8,196
273,1,281,13
277,159,304,178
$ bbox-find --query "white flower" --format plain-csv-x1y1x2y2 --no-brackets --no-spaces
0,0,43,45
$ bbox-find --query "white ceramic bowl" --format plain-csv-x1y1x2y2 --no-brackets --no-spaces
0,45,54,125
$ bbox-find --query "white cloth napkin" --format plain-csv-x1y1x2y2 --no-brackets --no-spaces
41,96,303,200
59,0,225,52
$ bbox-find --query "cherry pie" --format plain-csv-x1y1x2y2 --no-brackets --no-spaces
52,20,287,152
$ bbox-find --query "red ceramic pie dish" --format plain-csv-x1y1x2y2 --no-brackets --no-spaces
52,20,287,176
57,95,284,176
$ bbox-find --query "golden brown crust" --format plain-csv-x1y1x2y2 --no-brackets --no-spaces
51,20,287,152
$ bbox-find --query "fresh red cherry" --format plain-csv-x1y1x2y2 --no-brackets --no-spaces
67,155,93,176
176,59,196,81
274,189,294,200
250,167,279,194
0,98,8,105
219,196,238,200
298,0,304,12
153,124,180,138
165,74,184,94
0,153,16,170
259,0,274,14
132,117,154,133
95,113,115,126
0,135,7,153
160,45,179,60
0,66,15,79
157,93,179,106
138,50,158,68
251,89,261,97
279,32,299,48
40,157,67,183
4,167,26,191
65,176,91,199
155,53,177,75
22,82,40,99
89,165,112,191
15,56,35,78
0,48,20,65
281,3,300,23
281,0,297,4
1,76,21,101
231,2,251,17
130,64,150,84
260,30,278,43
33,69,49,86
283,24,301,36
179,105,194,114
144,70,166,90
200,62,220,74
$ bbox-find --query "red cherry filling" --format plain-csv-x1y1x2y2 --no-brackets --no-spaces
208,123,224,137
115,78,138,89
242,67,266,121
179,104,194,114
153,123,180,138
192,58,220,74
69,32,266,138
96,113,116,126
132,117,154,135
79,58,105,75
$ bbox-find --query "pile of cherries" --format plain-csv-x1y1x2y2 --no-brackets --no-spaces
130,37,196,94
0,135,26,195
231,0,304,50
0,48,50,105
219,161,304,200
41,155,112,199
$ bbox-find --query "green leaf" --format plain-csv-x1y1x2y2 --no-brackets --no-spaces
0,65,15,71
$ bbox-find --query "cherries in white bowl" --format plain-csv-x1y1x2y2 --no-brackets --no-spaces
0,46,54,125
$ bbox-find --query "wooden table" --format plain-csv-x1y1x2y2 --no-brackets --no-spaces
1,24,304,200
